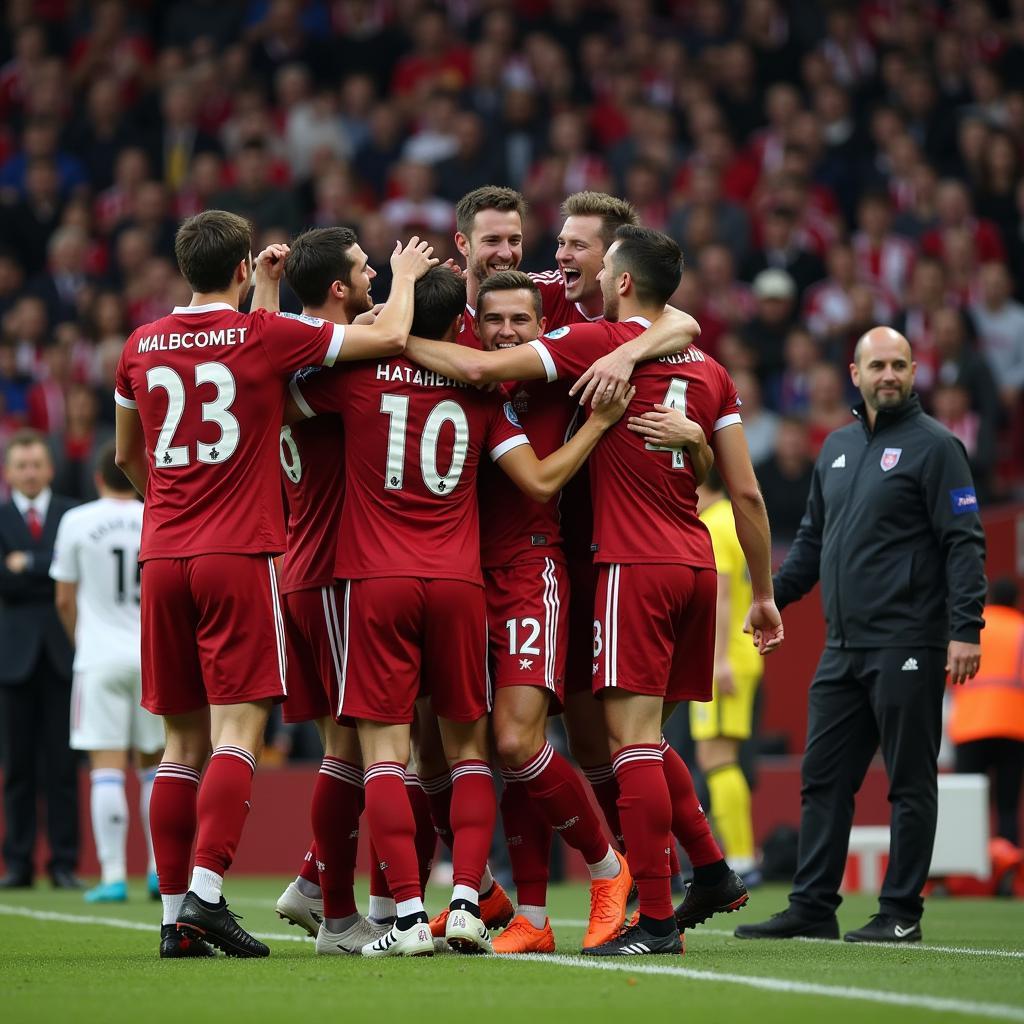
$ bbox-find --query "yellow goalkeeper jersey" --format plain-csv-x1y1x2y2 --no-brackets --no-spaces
700,497,763,681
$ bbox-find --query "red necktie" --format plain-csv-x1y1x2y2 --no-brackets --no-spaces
26,507,43,541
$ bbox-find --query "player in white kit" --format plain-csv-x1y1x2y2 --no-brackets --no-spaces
50,442,164,903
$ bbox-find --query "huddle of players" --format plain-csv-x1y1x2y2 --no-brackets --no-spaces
113,185,783,961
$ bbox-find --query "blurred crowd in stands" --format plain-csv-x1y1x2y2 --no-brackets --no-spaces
2,0,1024,528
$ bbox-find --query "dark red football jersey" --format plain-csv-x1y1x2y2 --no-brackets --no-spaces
528,317,742,568
456,304,482,350
478,378,579,569
294,356,529,584
279,378,345,594
114,303,344,561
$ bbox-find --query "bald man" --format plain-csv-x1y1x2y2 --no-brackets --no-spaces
736,326,987,944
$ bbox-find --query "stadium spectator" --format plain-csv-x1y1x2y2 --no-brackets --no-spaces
213,137,300,235
970,261,1024,413
50,382,111,503
754,415,814,547
741,268,798,381
731,370,778,467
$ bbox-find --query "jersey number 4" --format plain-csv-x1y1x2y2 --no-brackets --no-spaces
645,378,687,470
380,394,469,496
147,363,239,468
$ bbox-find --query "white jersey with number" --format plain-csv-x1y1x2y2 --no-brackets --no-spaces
50,497,144,672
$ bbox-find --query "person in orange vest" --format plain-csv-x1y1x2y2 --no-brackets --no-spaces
949,578,1024,845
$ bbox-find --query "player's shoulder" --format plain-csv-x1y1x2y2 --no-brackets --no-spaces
540,319,606,344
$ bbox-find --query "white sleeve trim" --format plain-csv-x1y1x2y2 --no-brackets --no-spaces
48,566,78,583
325,323,345,366
713,413,742,432
526,340,558,383
114,390,137,409
490,434,531,461
289,379,317,419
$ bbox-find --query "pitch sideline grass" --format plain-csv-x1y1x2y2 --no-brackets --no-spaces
1,879,1022,1024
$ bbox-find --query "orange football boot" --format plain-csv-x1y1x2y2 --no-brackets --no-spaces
582,849,633,948
429,880,515,938
493,914,556,954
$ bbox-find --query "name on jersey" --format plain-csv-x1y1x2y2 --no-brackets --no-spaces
137,327,248,353
658,348,705,365
375,363,465,389
88,518,140,543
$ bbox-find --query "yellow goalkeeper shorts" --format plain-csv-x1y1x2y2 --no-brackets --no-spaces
690,672,760,741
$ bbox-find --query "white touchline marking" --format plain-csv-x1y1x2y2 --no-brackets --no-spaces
0,904,309,943
4,903,1023,1020
548,918,1024,960
502,954,1024,1022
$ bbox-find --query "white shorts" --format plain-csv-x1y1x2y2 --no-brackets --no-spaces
71,664,165,753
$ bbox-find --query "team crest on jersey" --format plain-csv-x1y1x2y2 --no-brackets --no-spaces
503,401,522,427
544,326,570,340
512,387,530,418
276,311,325,328
880,447,902,472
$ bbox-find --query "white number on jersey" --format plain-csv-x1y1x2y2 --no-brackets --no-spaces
506,617,542,656
380,394,470,496
280,426,302,484
147,363,240,468
644,377,688,470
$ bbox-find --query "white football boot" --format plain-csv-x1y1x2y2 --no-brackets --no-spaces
361,918,434,957
445,906,493,954
316,916,392,955
274,881,323,938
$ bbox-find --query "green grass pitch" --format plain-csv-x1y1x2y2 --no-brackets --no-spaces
1,878,1022,1024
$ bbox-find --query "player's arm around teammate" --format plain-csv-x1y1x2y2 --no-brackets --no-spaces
627,403,714,484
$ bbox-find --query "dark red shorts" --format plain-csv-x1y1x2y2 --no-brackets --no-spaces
281,586,342,724
337,577,489,725
140,554,287,716
485,557,567,709
592,563,716,703
565,556,597,696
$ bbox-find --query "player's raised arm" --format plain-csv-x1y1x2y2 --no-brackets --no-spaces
571,306,701,407
496,388,634,502
336,238,438,360
627,404,714,484
405,333,548,385
712,422,782,654
251,243,289,313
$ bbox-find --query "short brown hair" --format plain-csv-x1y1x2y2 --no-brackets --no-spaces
477,270,542,322
455,186,526,237
94,440,133,492
174,210,252,293
410,266,467,340
560,191,639,249
285,227,359,307
4,428,49,462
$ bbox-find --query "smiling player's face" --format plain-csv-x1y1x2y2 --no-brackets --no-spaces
461,210,523,286
556,215,605,304
478,288,545,351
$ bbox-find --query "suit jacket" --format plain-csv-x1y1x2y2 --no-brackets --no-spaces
0,495,76,684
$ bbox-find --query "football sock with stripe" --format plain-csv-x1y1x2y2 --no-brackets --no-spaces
450,760,497,892
582,763,625,848
507,742,612,870
420,771,454,850
150,762,199,923
500,777,552,907
312,757,364,919
705,762,755,867
296,843,321,897
613,744,674,920
405,772,437,889
193,745,257,877
363,762,422,903
90,768,128,885
659,738,724,868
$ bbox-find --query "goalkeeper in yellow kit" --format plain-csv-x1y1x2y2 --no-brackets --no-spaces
691,468,764,885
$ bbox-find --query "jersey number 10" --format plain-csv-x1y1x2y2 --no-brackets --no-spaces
380,394,469,496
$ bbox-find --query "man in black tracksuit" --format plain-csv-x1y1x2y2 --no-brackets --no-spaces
736,327,986,944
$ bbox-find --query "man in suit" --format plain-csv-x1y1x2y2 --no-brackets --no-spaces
0,429,79,887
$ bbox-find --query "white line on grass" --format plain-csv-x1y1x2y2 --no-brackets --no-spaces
549,918,1024,960
3,903,1023,1021
508,953,1024,1023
